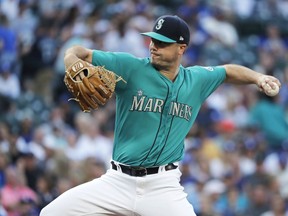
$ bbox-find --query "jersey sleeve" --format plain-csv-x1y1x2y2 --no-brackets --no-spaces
91,50,139,90
92,50,136,76
195,66,226,102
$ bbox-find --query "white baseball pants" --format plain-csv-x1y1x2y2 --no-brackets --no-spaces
40,168,196,216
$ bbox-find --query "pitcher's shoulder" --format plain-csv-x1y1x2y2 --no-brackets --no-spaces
184,65,226,74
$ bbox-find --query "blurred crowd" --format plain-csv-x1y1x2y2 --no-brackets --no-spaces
0,0,288,215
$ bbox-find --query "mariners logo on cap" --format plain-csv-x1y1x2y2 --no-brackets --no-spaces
155,19,164,30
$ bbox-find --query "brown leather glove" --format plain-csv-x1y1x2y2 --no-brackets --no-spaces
64,60,117,112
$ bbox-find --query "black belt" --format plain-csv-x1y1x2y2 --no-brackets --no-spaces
111,161,178,177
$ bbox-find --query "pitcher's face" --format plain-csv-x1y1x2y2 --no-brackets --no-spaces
149,39,186,70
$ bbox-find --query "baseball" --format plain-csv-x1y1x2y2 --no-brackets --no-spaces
264,82,280,96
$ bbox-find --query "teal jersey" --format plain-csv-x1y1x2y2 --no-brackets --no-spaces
92,50,226,167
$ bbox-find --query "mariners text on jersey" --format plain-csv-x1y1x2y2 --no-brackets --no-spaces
129,95,193,121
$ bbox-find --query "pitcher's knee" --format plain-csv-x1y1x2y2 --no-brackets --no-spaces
39,206,48,216
39,204,61,216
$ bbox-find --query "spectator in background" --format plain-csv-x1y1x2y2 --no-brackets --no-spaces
217,186,249,216
0,61,20,100
20,153,44,192
264,150,288,199
237,130,262,177
26,126,46,163
184,137,211,183
102,13,148,57
194,101,222,137
176,0,210,65
54,177,72,196
0,14,18,74
261,192,288,216
53,4,95,76
0,193,7,216
180,152,208,215
254,0,284,20
253,50,277,77
81,157,107,182
261,24,287,60
18,115,34,145
42,124,68,152
0,0,19,22
36,173,57,211
1,165,38,216
64,129,83,163
208,120,240,180
232,0,256,18
248,151,275,182
10,0,38,55
221,86,249,128
73,112,113,168
239,151,278,215
6,129,25,166
0,123,9,154
248,93,288,152
199,6,239,47
202,179,226,215
0,151,8,189
243,184,270,216
277,0,288,19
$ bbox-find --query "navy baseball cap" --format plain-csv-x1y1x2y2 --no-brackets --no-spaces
141,15,190,45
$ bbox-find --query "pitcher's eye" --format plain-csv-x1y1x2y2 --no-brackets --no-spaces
151,39,171,48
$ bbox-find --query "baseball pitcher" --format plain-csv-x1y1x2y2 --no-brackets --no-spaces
40,15,281,216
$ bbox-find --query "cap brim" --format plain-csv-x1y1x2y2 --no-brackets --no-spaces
140,32,176,43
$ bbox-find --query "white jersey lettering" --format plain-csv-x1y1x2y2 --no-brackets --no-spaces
130,96,192,121
130,96,146,111
154,99,164,113
144,98,154,112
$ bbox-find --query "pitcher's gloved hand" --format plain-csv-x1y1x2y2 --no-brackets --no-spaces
64,60,120,112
